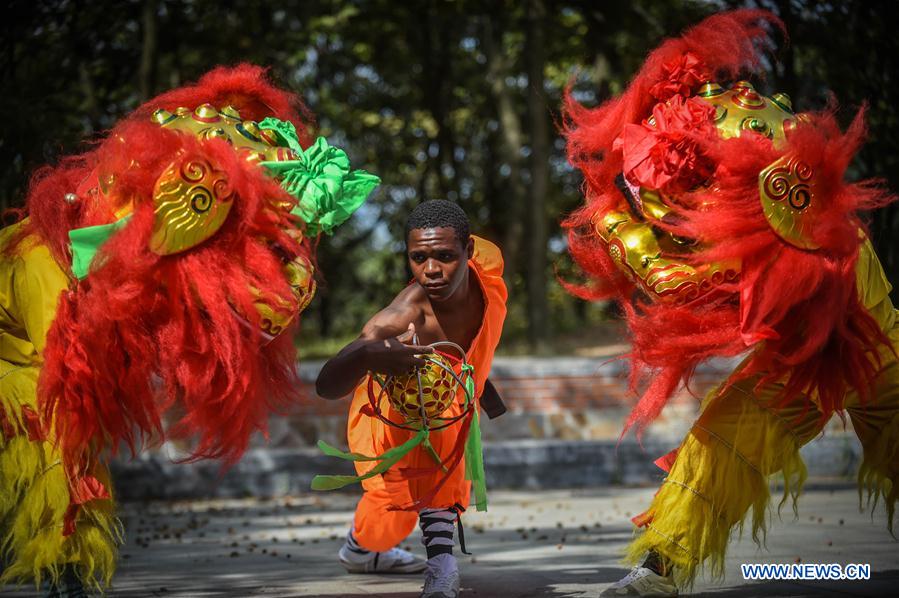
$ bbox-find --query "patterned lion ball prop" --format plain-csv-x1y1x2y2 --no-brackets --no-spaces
385,352,459,421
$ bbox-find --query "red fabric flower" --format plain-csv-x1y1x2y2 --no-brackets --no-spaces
615,96,717,195
650,52,711,100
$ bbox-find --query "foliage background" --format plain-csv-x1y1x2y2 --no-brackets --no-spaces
2,0,897,356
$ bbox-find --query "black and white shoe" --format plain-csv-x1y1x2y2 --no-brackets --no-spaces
600,566,678,597
338,531,426,574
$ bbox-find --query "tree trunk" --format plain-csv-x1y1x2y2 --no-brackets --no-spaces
418,3,459,200
139,0,159,101
773,0,797,99
525,0,550,351
78,63,100,133
318,287,332,338
482,14,526,289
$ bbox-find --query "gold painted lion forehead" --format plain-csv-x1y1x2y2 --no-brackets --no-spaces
695,80,799,145
152,104,299,164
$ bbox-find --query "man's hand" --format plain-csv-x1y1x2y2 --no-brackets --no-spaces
364,324,433,376
315,323,433,400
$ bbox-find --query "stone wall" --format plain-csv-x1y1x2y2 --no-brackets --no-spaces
111,355,863,499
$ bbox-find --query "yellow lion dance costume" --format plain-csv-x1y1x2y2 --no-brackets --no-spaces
1,65,377,593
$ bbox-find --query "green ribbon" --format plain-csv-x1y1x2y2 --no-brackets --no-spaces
311,428,429,491
68,215,132,280
258,119,379,236
462,368,488,511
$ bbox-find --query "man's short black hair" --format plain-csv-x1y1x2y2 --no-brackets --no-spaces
405,199,470,245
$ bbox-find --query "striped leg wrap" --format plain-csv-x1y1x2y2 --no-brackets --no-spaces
419,503,469,559
345,529,370,555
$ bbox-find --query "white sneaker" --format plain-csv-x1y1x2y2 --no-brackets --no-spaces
338,541,427,574
600,566,678,597
420,553,461,598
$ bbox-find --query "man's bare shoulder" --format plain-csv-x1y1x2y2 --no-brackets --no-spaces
360,284,428,340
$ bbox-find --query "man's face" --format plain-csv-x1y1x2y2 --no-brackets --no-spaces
407,227,473,302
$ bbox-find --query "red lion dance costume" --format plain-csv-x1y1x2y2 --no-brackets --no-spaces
564,10,898,589
0,65,377,591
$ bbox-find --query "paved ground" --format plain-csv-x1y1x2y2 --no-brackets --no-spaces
6,486,899,597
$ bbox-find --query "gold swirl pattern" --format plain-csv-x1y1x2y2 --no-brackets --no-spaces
150,102,316,338
759,154,820,249
149,158,235,255
696,80,795,145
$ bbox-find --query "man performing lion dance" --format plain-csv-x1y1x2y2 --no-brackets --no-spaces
562,10,898,597
0,65,377,595
314,200,507,598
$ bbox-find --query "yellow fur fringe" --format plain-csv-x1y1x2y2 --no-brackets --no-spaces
625,381,811,589
628,323,899,589
1,365,121,592
857,410,899,535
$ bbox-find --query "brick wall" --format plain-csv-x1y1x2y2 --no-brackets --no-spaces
257,356,743,450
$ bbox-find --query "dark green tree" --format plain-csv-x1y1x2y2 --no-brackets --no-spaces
2,0,895,355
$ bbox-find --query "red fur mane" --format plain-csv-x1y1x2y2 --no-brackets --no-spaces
20,66,315,474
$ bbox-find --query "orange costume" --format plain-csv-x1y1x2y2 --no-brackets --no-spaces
347,235,506,552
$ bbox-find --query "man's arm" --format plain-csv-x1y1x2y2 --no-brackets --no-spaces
315,303,432,400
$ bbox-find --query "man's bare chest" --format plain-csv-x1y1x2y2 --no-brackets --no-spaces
414,311,482,353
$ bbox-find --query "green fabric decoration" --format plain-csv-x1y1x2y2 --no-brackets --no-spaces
462,367,488,511
257,117,304,153
68,215,132,280
258,119,379,236
311,428,429,491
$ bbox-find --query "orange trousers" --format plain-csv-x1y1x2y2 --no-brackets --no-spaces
347,380,473,551
352,488,419,551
